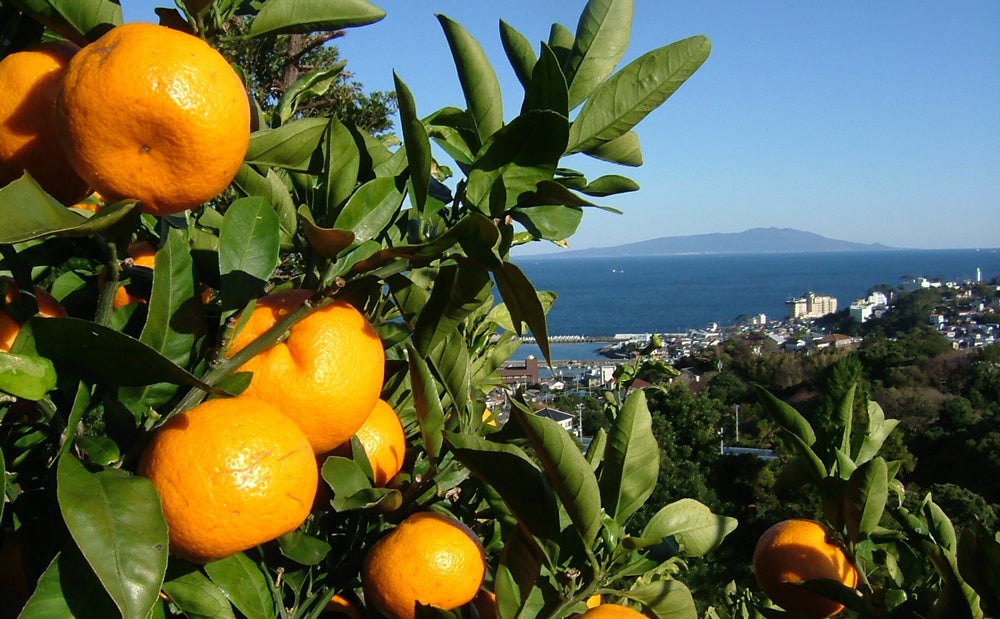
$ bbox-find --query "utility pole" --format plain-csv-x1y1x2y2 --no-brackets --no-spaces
734,403,740,444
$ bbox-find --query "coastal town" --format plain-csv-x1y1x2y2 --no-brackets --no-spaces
499,273,1000,403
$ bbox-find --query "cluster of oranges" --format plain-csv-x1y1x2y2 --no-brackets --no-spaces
0,22,249,215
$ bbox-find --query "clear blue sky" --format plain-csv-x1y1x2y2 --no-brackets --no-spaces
122,1,999,252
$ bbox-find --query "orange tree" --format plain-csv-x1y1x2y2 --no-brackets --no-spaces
0,1,741,618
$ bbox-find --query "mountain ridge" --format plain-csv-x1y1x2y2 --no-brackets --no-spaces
528,227,900,258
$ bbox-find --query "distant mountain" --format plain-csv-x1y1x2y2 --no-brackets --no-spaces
533,227,899,258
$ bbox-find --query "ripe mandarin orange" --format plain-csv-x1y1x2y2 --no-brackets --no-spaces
1,277,67,352
578,604,647,619
335,399,406,486
0,40,87,203
55,23,250,216
138,396,318,563
752,519,858,618
226,289,384,454
362,511,486,619
111,241,157,309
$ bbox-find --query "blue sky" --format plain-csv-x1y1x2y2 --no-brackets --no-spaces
122,1,999,252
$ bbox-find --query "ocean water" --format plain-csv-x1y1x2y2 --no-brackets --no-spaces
511,249,999,338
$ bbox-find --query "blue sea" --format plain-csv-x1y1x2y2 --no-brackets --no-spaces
509,249,1000,360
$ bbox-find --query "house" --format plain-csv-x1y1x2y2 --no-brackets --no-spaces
499,356,540,387
534,407,575,432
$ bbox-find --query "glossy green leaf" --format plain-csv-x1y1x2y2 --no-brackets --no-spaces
835,383,857,454
19,548,120,617
547,22,574,67
621,579,697,619
511,401,602,545
565,0,633,109
31,317,226,392
465,111,569,213
0,350,56,400
522,44,568,117
0,174,99,243
408,343,446,462
234,165,298,248
753,384,817,445
333,176,405,243
922,493,958,552
395,72,431,212
492,262,551,364
275,61,346,126
495,527,547,619
499,19,537,89
219,196,280,313
843,457,888,544
244,118,328,173
576,174,639,197
438,14,503,146
446,431,561,543
510,205,582,242
249,0,385,37
56,454,168,619
204,554,276,619
854,400,900,465
321,116,362,218
162,562,237,619
412,262,493,356
278,531,332,565
428,333,471,413
640,498,737,558
12,0,120,43
599,389,658,523
321,455,402,512
583,130,643,166
568,35,711,153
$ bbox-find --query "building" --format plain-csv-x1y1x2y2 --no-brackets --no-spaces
499,356,539,387
849,291,888,323
786,292,837,319
534,407,576,432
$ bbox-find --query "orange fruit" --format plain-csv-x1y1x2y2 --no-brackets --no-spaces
111,241,157,309
0,40,88,203
55,22,250,216
334,399,406,486
578,604,646,619
325,593,361,619
752,519,859,618
138,395,318,563
1,277,68,352
226,289,384,454
362,511,486,619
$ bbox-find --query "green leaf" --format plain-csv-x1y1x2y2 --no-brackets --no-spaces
0,350,56,400
922,493,958,552
412,261,493,356
495,527,547,619
446,431,561,543
407,344,446,463
249,0,385,37
0,174,106,243
320,116,362,218
621,579,697,619
511,400,602,545
437,13,503,146
204,554,276,619
639,498,738,558
752,384,816,445
522,43,568,117
499,19,537,89
299,209,356,259
510,205,582,243
583,130,643,166
56,455,168,619
120,230,202,409
232,165,297,247
492,262,551,364
244,118,329,173
835,383,856,455
395,72,431,212
162,562,237,619
275,61,346,126
320,456,401,512
565,0,633,109
599,389,658,523
843,457,888,544
547,23,574,67
465,111,569,213
568,35,711,153
31,317,226,392
958,521,1000,616
854,400,900,465
277,531,332,565
333,176,405,243
19,548,120,618
12,0,121,43
219,196,280,313
575,174,639,197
